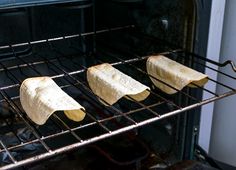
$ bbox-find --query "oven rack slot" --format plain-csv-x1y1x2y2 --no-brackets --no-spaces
0,29,236,169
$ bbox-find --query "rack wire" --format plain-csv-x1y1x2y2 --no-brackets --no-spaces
0,26,236,169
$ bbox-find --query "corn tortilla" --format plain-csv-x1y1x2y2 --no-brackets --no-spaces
87,63,150,105
146,55,208,94
20,77,85,125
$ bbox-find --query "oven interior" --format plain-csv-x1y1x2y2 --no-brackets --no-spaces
0,0,235,169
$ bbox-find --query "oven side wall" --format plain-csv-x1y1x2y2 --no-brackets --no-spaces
198,0,226,153
209,0,236,167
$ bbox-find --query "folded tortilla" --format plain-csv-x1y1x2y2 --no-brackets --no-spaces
20,77,86,125
87,63,150,105
146,55,208,94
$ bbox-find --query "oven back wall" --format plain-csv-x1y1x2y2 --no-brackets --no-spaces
0,9,31,46
0,6,90,46
96,0,191,49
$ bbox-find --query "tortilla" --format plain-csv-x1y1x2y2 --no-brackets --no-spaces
146,55,208,94
87,63,150,105
20,77,86,125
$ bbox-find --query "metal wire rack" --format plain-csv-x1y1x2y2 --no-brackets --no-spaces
0,26,236,169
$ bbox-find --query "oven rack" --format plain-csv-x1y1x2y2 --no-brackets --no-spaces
0,28,236,169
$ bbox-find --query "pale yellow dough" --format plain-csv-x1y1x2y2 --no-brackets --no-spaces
146,55,208,94
87,63,150,105
20,77,86,125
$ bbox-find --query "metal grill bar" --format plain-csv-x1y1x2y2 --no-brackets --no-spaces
191,60,236,80
49,49,163,118
0,101,164,155
1,90,235,170
186,52,236,72
96,44,235,97
98,50,220,99
5,47,112,142
0,90,51,152
3,119,22,143
52,114,83,141
97,48,202,102
0,30,235,169
34,44,140,126
10,44,138,137
1,47,85,147
0,25,135,51
0,140,16,163
40,54,138,125
58,47,185,111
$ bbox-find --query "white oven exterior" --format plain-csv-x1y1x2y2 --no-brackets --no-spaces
199,0,236,167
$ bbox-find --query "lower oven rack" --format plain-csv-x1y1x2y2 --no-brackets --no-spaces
0,27,235,169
